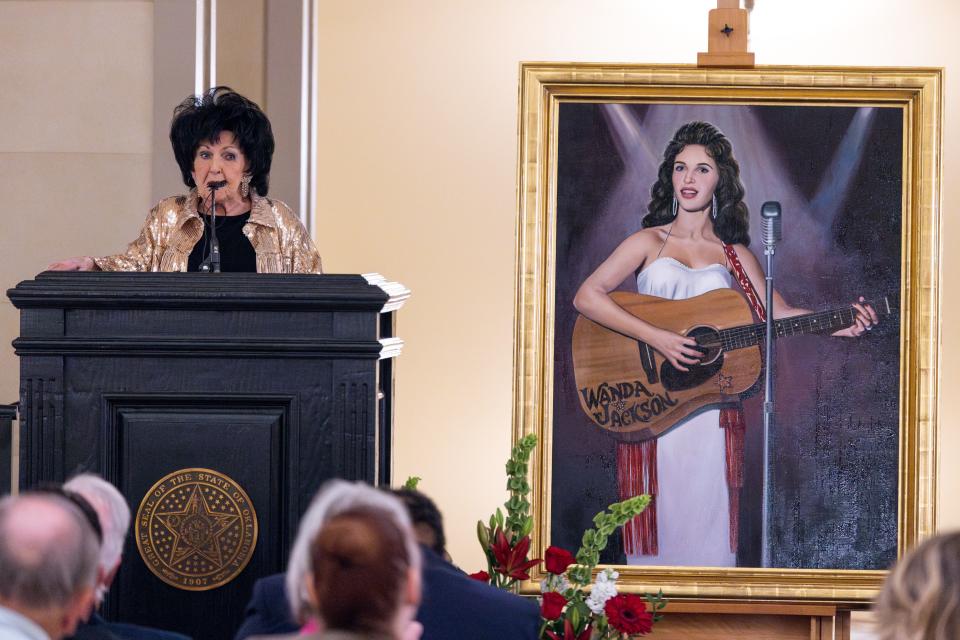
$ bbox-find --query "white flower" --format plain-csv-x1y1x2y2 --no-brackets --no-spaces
540,572,571,593
585,569,619,614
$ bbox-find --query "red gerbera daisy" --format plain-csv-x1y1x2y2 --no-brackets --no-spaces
604,593,654,635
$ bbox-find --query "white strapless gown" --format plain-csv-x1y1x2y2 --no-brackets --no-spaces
627,257,737,567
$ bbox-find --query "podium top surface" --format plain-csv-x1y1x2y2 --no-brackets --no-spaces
8,272,393,312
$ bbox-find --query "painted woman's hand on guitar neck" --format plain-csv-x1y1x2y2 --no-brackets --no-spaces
831,297,879,338
649,328,703,372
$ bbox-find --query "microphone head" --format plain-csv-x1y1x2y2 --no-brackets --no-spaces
760,200,782,246
207,180,228,190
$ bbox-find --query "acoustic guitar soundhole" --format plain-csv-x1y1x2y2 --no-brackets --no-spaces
659,326,724,392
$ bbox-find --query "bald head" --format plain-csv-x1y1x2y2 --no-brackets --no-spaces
0,493,100,609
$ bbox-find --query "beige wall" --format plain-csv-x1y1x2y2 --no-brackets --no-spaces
0,0,154,409
314,0,959,572
216,0,266,107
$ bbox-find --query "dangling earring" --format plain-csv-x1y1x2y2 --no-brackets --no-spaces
240,174,252,198
671,195,678,219
712,194,718,220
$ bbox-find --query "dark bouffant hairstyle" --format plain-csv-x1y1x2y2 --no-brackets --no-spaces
311,508,410,635
169,86,275,196
389,487,446,556
643,121,750,246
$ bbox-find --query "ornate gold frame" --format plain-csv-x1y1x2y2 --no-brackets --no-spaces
512,63,941,602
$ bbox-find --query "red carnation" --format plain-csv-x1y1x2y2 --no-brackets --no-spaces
544,546,576,575
604,594,654,635
490,529,540,581
540,591,567,620
467,570,489,582
545,619,592,640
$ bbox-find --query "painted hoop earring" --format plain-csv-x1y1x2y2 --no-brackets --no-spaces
671,195,678,219
712,194,718,220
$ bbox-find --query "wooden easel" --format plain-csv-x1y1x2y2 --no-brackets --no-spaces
697,0,755,67
647,601,852,639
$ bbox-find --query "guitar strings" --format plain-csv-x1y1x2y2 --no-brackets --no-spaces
695,307,860,352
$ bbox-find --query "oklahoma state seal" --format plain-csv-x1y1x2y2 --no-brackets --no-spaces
135,468,258,591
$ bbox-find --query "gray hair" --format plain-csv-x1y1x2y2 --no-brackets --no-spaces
0,493,100,609
64,473,131,572
286,480,420,623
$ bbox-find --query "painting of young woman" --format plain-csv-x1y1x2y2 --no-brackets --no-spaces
549,102,902,571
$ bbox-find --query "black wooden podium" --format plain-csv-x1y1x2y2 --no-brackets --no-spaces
7,272,407,640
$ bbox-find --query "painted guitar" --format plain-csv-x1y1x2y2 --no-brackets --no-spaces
571,289,892,442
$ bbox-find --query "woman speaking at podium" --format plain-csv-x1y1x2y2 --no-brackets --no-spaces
49,87,322,274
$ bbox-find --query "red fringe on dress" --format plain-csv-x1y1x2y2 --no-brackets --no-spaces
720,406,746,553
617,440,658,555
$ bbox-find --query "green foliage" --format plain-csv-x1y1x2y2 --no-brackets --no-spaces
567,494,651,586
476,519,490,549
475,434,539,590
402,476,421,490
646,589,668,623
503,434,537,541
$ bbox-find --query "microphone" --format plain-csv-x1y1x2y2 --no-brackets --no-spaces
760,201,782,248
199,180,226,273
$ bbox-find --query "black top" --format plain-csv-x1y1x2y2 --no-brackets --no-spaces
187,211,257,273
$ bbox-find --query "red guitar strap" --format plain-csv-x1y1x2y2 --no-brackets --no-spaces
723,243,766,321
720,243,765,553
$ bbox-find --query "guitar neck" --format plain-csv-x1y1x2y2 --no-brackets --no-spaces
718,307,860,351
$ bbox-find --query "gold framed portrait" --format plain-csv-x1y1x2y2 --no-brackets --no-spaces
513,63,941,602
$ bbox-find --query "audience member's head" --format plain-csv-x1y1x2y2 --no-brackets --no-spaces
0,492,100,640
64,473,132,605
309,507,417,637
875,532,960,640
388,488,446,558
286,481,421,627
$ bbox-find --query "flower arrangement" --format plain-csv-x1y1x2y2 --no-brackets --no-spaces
472,434,665,638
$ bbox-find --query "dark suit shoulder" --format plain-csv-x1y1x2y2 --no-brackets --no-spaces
257,573,287,597
234,574,298,640
105,621,191,640
70,615,190,640
68,619,123,640
418,549,539,640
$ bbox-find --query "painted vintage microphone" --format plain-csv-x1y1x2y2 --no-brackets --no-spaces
759,200,781,568
199,180,227,273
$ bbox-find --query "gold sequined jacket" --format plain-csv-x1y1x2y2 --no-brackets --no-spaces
94,190,323,273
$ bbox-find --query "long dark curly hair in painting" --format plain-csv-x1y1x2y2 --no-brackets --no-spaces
643,121,750,246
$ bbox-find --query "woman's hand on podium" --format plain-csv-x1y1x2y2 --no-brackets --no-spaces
47,256,100,271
